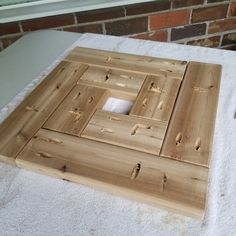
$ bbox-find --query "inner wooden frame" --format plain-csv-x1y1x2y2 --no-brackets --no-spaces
0,47,221,218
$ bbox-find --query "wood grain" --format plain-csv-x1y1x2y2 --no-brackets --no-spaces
0,46,222,217
80,66,146,95
16,128,208,218
161,62,221,167
82,110,167,155
0,61,88,164
130,75,181,122
65,47,187,79
44,84,109,136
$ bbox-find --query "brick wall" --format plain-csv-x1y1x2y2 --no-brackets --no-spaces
0,0,236,51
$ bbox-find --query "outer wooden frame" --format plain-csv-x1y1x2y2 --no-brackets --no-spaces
0,47,222,218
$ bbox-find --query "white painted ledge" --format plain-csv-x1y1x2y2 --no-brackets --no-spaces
0,0,157,23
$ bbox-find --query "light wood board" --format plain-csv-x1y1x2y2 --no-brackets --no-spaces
0,61,88,164
161,62,221,166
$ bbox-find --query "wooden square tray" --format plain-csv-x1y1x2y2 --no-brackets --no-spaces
0,47,221,218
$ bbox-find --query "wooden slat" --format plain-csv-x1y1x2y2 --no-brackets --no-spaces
65,47,187,79
44,84,109,136
161,62,222,167
130,75,181,122
0,61,88,164
16,128,208,218
79,66,146,94
82,110,167,155
78,80,137,101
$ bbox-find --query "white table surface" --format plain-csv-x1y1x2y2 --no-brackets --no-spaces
0,30,81,111
0,31,236,236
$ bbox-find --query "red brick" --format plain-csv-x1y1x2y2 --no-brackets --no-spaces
125,1,170,16
22,14,75,31
228,2,236,17
150,10,190,30
209,18,236,34
192,4,228,23
171,23,206,41
1,35,22,48
131,30,168,42
105,17,148,36
187,36,221,47
63,24,103,34
76,7,125,23
0,22,20,36
173,0,204,8
222,32,236,46
221,44,236,50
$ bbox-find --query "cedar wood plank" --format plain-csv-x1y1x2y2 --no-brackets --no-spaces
161,62,221,167
0,61,88,164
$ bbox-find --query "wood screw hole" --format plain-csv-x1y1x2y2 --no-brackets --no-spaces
195,138,201,151
175,132,182,146
162,173,168,192
157,101,164,110
73,92,81,100
88,96,94,103
68,110,82,122
142,97,148,108
101,128,113,133
109,116,121,121
131,163,141,180
106,56,111,62
36,152,52,159
47,138,63,144
149,82,162,93
150,82,155,90
131,124,151,136
131,125,139,136
105,69,112,81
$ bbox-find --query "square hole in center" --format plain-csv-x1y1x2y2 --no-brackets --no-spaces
102,97,134,115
